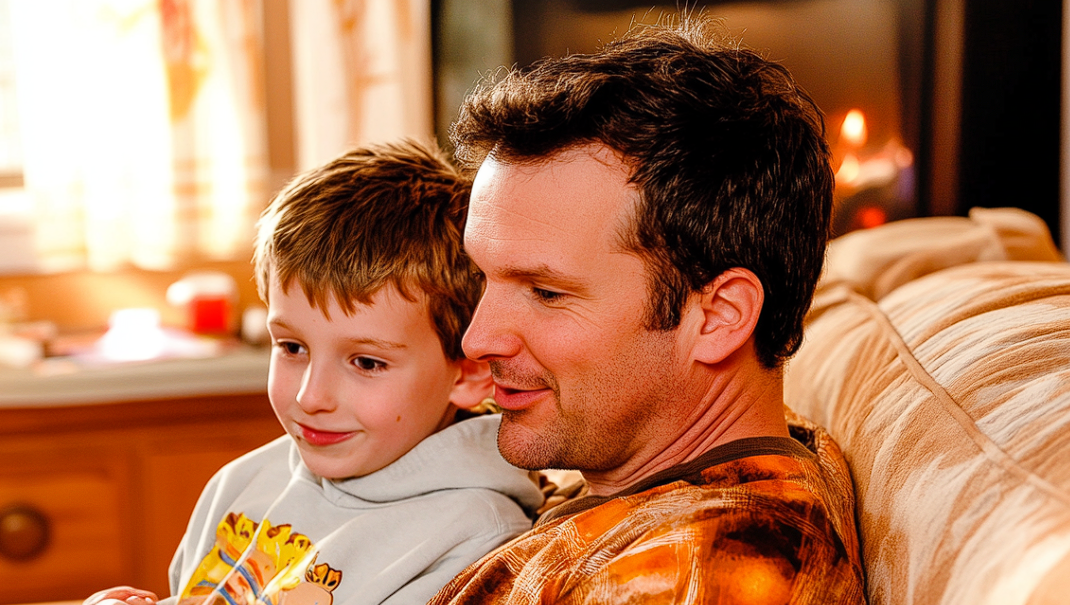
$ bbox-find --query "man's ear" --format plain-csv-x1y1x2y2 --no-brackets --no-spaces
691,267,764,365
449,358,495,410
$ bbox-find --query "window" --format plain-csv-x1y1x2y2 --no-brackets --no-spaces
0,0,433,275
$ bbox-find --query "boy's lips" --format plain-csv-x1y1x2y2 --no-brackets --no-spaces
298,424,355,446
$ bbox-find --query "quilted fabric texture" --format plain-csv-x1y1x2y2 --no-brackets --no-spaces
786,214,1070,604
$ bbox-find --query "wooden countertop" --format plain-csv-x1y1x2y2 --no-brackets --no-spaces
0,345,269,408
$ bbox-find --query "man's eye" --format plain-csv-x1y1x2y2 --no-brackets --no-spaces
353,357,387,372
532,287,565,303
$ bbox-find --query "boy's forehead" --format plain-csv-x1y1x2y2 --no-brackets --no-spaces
268,271,429,319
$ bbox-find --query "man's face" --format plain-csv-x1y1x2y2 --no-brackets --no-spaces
463,144,700,479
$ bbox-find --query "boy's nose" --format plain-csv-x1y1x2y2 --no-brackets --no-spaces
462,286,522,362
296,363,338,414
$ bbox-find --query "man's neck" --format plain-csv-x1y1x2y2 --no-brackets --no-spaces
581,361,789,497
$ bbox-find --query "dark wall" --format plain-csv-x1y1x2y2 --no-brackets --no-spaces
957,0,1062,243
435,0,1065,244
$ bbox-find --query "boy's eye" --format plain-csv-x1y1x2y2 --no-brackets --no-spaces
353,356,386,372
276,341,307,356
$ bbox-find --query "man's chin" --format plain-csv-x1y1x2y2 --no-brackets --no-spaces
496,413,563,471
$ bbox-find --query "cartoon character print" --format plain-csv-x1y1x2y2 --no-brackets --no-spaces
178,512,343,605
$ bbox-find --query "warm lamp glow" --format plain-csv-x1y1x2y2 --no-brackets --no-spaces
837,153,861,185
98,308,166,362
840,109,868,148
895,146,914,168
857,206,888,229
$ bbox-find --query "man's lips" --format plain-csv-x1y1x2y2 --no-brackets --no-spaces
298,424,355,446
493,383,552,411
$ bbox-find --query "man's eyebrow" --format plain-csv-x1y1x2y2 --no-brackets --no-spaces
497,264,590,294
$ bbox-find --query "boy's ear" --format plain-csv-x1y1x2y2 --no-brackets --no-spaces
449,358,494,410
690,267,764,365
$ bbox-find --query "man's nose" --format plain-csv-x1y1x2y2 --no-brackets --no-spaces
296,361,338,414
462,285,522,362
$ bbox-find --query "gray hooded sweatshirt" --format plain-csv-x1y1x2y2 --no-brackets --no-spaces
163,414,543,605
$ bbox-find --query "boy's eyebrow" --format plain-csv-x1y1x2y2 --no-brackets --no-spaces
268,318,408,350
341,336,408,350
268,317,295,332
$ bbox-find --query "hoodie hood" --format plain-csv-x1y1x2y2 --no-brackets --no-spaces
290,414,544,516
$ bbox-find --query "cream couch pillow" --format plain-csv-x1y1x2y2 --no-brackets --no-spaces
785,209,1070,605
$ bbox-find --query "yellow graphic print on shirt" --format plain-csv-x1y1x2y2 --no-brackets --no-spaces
178,512,343,605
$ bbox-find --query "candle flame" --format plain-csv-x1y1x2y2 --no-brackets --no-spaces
840,109,868,148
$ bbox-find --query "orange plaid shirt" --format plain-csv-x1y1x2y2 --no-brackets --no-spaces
430,411,865,604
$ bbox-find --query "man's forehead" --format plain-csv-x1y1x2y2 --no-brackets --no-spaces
468,145,637,228
464,147,645,289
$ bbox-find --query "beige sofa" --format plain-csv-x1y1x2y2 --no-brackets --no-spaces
785,207,1070,605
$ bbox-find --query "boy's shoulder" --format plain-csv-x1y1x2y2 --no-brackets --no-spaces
201,434,296,498
225,433,294,471
199,416,544,515
336,414,538,503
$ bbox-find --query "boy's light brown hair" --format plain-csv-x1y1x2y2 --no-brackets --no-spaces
253,138,478,361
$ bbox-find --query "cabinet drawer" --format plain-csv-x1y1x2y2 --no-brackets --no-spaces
0,448,130,604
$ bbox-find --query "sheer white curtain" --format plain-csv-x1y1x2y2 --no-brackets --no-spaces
289,0,433,171
7,0,432,272
9,0,267,272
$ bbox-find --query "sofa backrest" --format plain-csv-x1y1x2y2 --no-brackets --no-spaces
785,208,1070,605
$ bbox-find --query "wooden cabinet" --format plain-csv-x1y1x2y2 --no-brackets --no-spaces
0,393,283,604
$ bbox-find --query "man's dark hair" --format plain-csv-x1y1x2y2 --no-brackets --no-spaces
450,17,833,369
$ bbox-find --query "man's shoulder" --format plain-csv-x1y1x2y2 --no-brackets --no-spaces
531,436,863,599
551,440,836,534
538,432,828,525
434,452,865,605
597,449,846,552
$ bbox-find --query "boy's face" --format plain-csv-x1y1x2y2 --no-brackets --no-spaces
265,275,463,479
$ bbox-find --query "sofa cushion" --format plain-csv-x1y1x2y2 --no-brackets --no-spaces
786,259,1070,605
819,206,1064,302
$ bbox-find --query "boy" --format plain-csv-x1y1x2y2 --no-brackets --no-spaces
87,139,543,605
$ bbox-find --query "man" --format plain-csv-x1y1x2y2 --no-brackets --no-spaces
431,16,865,605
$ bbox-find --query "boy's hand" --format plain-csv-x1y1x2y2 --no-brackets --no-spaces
84,586,159,605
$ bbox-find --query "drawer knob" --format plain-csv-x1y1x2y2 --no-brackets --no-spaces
0,504,51,561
